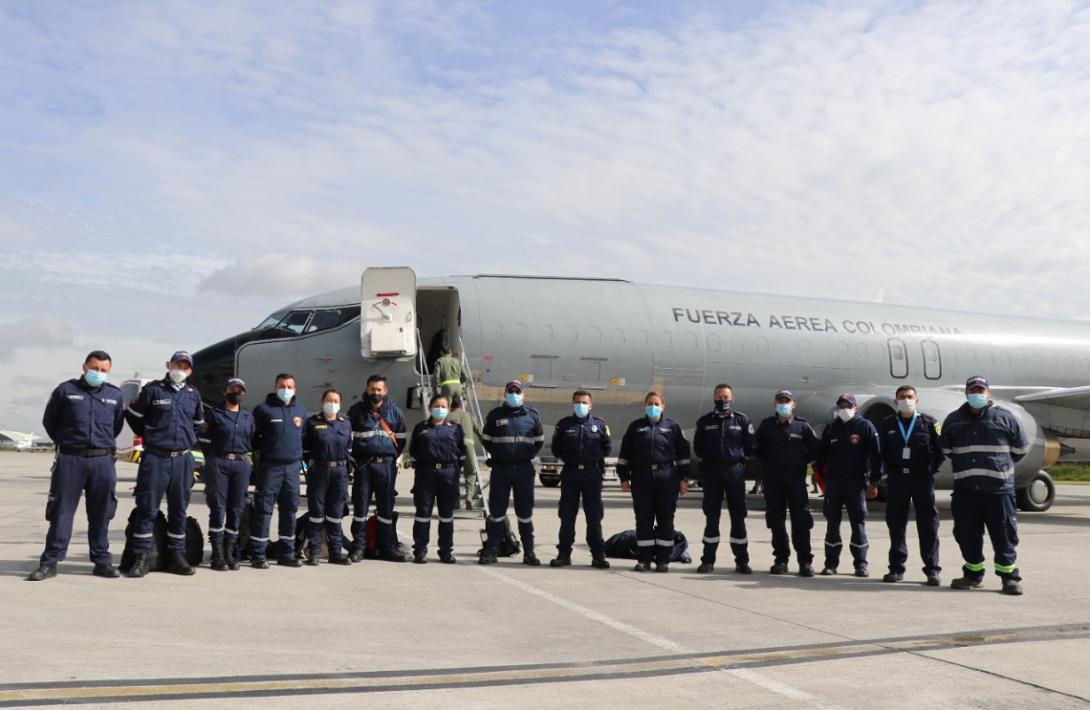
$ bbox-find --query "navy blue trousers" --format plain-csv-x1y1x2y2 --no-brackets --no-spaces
133,452,194,554
250,460,300,561
700,462,749,565
306,462,349,556
630,467,679,564
350,459,397,554
885,474,941,575
412,465,459,555
40,454,118,566
486,462,536,551
556,465,605,557
763,476,813,565
952,490,1020,581
204,457,250,542
822,478,869,570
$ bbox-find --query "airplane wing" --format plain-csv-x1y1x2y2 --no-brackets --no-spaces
1015,386,1090,438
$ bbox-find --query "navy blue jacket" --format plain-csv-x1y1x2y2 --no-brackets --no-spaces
693,409,755,468
125,376,204,451
347,398,407,459
43,377,126,449
410,419,468,467
879,412,944,478
252,393,307,463
616,416,691,481
481,404,545,466
815,416,882,485
198,404,255,456
551,414,612,468
940,401,1028,494
302,414,352,462
754,415,818,482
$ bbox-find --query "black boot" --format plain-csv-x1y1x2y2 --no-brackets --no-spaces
93,563,120,578
224,535,240,571
522,550,541,566
478,547,498,565
166,552,195,576
549,553,572,568
25,565,57,581
591,554,610,569
126,554,149,578
210,539,227,571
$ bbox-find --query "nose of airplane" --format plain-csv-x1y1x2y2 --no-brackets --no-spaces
191,335,238,404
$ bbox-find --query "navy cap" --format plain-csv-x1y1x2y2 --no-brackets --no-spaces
965,375,989,391
225,377,246,391
836,393,858,407
170,351,194,366
505,379,524,393
774,389,794,401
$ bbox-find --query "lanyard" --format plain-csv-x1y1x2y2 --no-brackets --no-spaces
896,413,918,445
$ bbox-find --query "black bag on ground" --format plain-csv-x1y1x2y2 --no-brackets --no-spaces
120,510,204,571
604,529,691,563
478,516,521,557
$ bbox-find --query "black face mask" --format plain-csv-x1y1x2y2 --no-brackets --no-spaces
368,393,384,406
714,399,733,413
225,392,243,405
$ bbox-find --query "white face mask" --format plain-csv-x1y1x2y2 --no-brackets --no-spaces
896,398,917,415
836,407,856,422
168,368,188,384
322,402,340,416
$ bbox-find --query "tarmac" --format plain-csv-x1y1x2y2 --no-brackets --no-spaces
1,450,1088,709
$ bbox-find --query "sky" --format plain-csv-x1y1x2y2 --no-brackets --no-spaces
1,0,1089,433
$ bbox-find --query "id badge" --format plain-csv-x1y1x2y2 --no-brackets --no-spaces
902,447,911,460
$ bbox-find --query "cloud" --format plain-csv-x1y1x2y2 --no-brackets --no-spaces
11,375,53,387
0,317,75,362
199,253,364,298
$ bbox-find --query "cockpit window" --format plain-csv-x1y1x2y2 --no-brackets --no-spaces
304,307,362,333
278,310,313,334
254,308,290,330
253,306,361,337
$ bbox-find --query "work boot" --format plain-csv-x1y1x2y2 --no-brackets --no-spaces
735,562,753,575
820,567,837,576
126,554,149,578
210,540,227,571
1001,579,1024,596
329,554,352,566
251,557,270,569
798,563,815,578
769,561,789,575
523,551,541,566
591,555,610,570
224,535,240,571
25,565,57,582
854,565,869,578
305,553,320,566
882,572,903,583
655,562,670,573
166,552,195,576
413,550,428,564
925,573,941,587
277,556,303,568
950,576,983,590
549,553,572,568
381,548,408,563
632,561,652,572
478,547,498,565
697,561,715,574
92,563,120,578
348,549,365,563
439,552,457,564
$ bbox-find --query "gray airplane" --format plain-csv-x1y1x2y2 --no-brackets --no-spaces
192,267,1090,512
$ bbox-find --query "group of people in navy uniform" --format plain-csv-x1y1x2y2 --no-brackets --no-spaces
27,351,1027,596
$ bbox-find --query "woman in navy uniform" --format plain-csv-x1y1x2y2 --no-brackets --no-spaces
408,394,467,564
301,389,354,565
616,392,691,572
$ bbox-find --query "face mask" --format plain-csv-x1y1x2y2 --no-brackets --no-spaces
573,402,590,418
168,368,188,384
896,398,916,415
775,403,793,417
967,393,988,409
225,392,243,405
368,393,384,406
836,407,856,422
84,370,108,387
431,407,449,421
714,399,732,413
645,404,663,420
277,387,294,403
505,392,523,407
322,402,340,416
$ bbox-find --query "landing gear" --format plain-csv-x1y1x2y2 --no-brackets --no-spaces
1016,470,1055,512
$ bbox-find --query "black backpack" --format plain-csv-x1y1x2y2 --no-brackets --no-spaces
604,529,690,563
120,509,204,572
479,516,521,557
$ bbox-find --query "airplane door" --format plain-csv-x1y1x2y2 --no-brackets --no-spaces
360,267,417,360
921,340,942,380
887,338,909,378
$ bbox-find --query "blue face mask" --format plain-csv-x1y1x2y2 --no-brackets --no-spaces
645,404,663,420
775,403,793,417
84,370,108,387
505,392,523,407
967,393,989,409
573,402,590,418
277,387,294,403
431,407,449,421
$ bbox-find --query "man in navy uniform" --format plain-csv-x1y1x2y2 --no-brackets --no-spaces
814,393,882,577
549,390,613,570
249,372,309,568
27,351,126,581
124,351,205,577
694,383,756,575
942,376,1028,595
479,380,545,566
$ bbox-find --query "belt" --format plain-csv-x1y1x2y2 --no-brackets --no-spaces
439,379,461,386
425,462,457,469
59,446,115,458
650,463,676,472
566,463,603,471
145,446,191,458
317,459,348,468
216,452,250,461
360,456,393,464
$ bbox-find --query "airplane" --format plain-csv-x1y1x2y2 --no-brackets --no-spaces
191,267,1090,513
